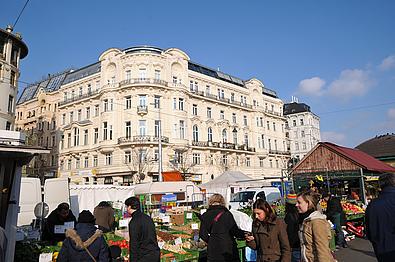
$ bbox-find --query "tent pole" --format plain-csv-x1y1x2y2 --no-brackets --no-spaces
360,168,367,205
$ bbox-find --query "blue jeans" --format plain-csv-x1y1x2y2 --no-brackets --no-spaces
291,248,301,262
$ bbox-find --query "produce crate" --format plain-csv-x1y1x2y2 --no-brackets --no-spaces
346,213,364,221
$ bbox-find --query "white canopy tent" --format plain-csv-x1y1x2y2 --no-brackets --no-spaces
69,184,135,215
200,171,258,205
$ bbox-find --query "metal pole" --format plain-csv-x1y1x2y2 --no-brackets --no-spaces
360,168,367,205
158,103,163,182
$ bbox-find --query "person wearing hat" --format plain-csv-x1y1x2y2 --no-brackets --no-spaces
284,192,301,262
42,202,77,244
57,210,109,262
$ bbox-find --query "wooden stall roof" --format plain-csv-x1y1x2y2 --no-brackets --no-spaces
291,142,395,175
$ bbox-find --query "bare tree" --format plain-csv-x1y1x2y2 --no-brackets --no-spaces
169,147,197,180
126,146,156,183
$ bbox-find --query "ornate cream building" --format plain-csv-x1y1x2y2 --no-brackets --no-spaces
16,46,290,184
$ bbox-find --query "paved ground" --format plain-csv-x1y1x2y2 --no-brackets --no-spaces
335,238,377,262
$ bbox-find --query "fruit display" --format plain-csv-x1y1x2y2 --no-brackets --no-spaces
341,202,365,214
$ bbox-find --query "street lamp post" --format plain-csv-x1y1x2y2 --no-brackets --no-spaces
151,99,163,182
158,105,163,182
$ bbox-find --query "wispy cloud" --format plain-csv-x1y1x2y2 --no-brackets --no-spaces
326,69,372,100
379,55,395,71
321,131,346,145
297,77,325,96
388,108,395,119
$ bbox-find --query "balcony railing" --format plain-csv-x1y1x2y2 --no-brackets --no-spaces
120,78,168,87
59,89,100,106
118,135,169,144
269,149,291,155
191,141,255,152
137,105,148,115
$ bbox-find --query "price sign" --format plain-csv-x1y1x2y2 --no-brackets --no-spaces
54,225,65,234
119,219,129,228
186,213,193,219
158,241,165,249
175,237,182,245
200,209,207,215
39,253,53,262
162,216,170,223
191,223,199,230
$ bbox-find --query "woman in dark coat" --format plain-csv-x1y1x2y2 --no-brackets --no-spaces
284,193,301,262
246,199,291,262
326,196,347,248
199,194,245,262
57,210,109,262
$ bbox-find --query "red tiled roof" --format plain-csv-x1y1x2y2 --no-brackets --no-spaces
322,142,395,173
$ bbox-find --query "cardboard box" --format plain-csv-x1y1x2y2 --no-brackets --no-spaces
170,213,185,225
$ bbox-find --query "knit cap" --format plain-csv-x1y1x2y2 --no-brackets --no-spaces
286,193,297,204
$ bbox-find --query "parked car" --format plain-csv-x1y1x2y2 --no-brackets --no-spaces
229,187,281,210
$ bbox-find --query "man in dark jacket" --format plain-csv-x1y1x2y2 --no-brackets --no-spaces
325,195,347,248
125,197,159,262
199,194,245,262
42,202,77,244
366,173,395,262
57,210,109,262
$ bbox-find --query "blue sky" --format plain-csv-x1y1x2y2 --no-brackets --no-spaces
1,0,395,147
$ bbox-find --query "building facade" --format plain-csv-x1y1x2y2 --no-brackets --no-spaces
283,99,321,162
16,46,290,184
0,25,28,130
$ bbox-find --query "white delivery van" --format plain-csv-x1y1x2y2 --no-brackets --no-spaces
18,177,70,226
229,187,281,210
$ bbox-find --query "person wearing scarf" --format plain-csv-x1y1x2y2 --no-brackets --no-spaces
246,199,291,262
296,191,334,262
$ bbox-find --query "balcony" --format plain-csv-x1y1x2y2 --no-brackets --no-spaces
59,89,100,106
269,149,291,155
191,141,255,152
137,105,148,115
118,135,169,145
119,78,168,87
265,109,282,117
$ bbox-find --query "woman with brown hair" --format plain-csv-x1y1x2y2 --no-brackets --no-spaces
245,199,291,262
296,191,334,262
199,194,245,262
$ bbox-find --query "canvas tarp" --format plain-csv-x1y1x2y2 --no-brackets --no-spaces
133,181,204,202
69,185,135,216
200,171,254,203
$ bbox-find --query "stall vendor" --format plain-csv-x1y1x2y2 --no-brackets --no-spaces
42,202,77,244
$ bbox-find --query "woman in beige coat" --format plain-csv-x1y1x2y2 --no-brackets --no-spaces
296,191,334,262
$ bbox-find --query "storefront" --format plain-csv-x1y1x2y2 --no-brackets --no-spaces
290,142,395,203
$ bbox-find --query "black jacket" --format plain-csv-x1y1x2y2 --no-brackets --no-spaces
366,186,395,258
42,209,77,244
326,197,346,226
57,223,109,262
128,210,160,262
199,205,244,262
284,212,300,249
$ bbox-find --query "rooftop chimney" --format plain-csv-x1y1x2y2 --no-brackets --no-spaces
5,24,13,32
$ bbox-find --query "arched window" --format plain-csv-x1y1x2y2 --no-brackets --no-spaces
193,125,199,142
222,129,227,143
233,129,237,144
207,127,213,142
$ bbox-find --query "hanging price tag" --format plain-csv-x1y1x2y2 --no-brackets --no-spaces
39,253,53,262
175,237,182,245
186,213,193,219
200,209,207,215
191,223,199,230
158,241,165,249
